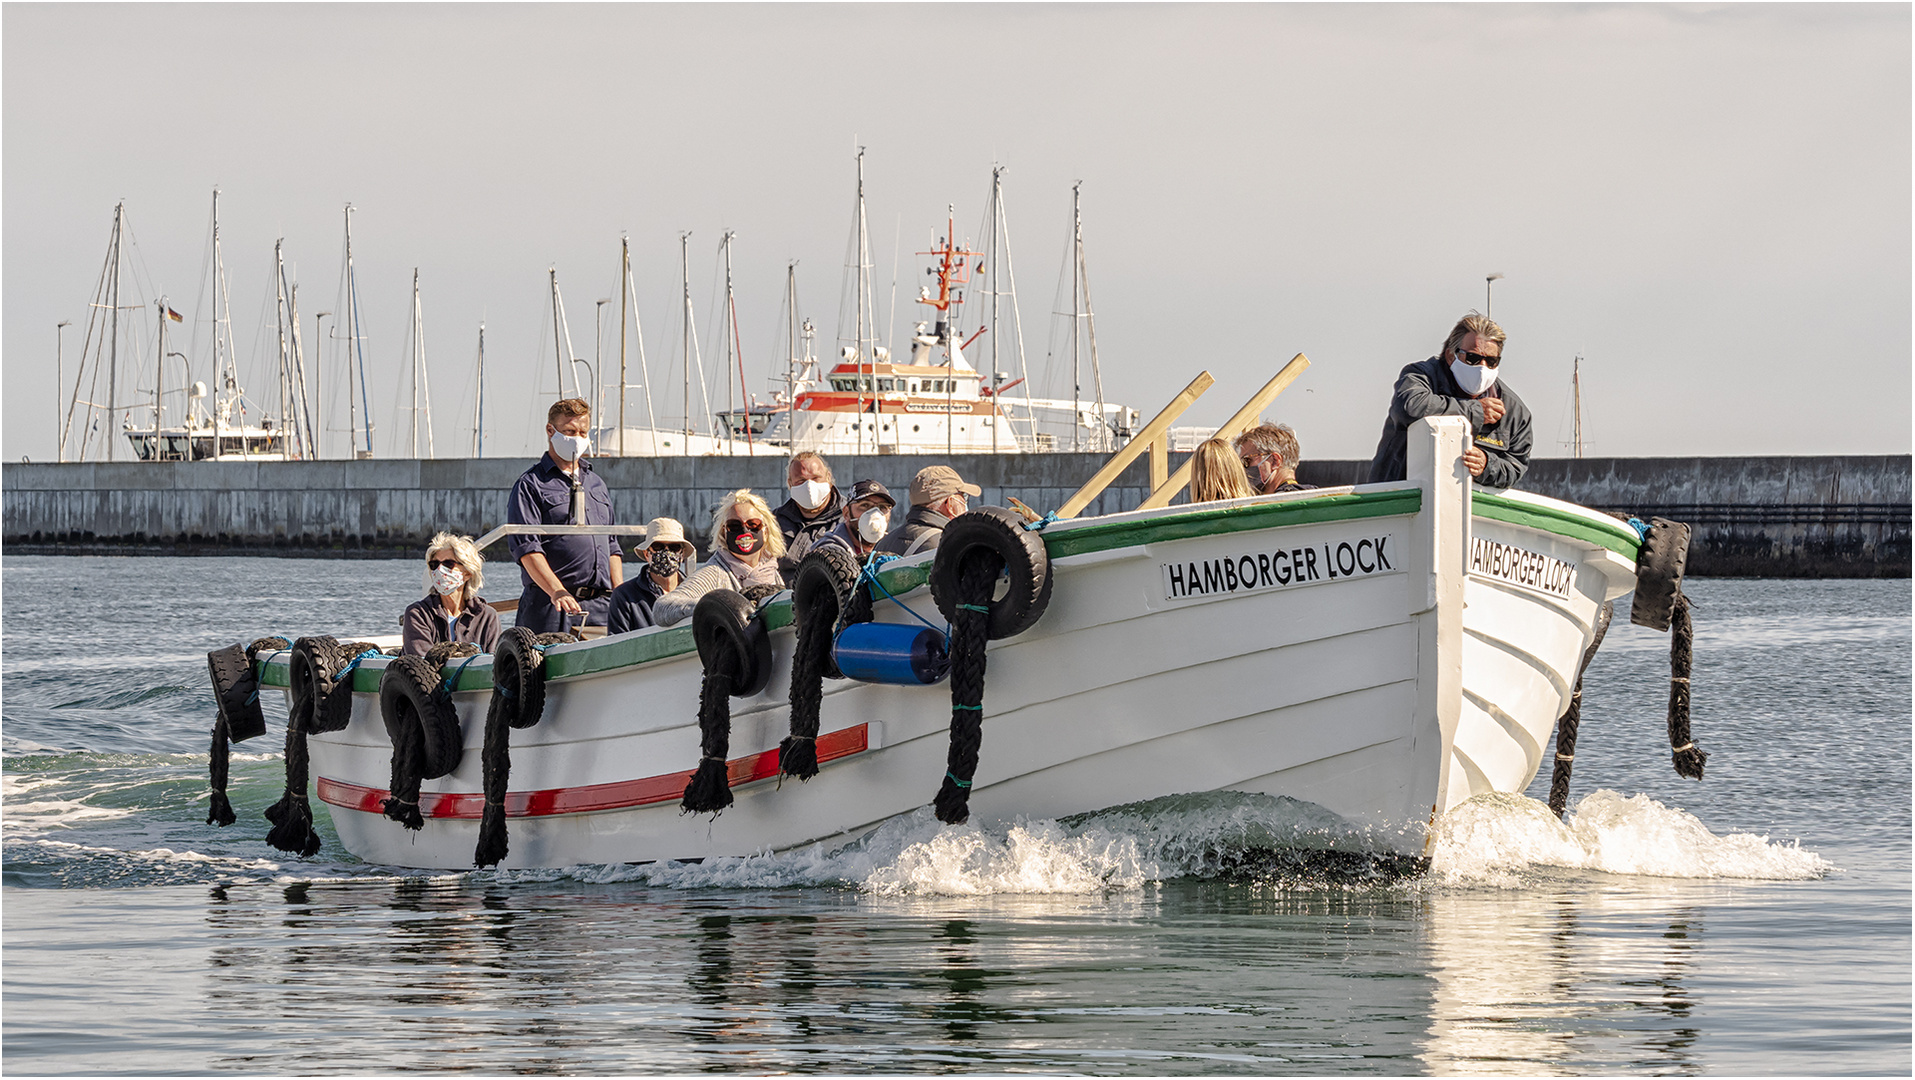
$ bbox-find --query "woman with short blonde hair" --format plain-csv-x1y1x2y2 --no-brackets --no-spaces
401,531,503,657
1189,438,1258,503
653,490,788,627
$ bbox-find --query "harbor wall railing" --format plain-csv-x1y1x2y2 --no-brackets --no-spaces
3,453,1908,576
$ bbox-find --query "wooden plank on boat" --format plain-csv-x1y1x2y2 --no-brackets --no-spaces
1056,370,1215,519
1136,353,1312,511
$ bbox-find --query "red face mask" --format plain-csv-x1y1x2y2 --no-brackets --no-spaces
724,518,764,556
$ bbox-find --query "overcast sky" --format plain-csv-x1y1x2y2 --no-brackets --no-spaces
5,3,1907,463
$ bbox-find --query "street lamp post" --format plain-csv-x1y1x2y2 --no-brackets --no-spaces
315,312,332,459
55,320,72,461
1485,272,1505,317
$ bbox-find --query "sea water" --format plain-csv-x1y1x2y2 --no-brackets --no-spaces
2,557,1906,1074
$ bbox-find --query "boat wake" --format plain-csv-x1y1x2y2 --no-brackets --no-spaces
1430,789,1833,884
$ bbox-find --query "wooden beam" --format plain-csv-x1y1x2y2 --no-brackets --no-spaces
1136,353,1311,510
1055,370,1214,519
1148,435,1168,491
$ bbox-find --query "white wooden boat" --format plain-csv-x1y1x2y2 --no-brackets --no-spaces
245,417,1646,870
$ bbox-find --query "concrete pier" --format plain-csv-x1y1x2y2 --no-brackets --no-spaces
4,453,1907,576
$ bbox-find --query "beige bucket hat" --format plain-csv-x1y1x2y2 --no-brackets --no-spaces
634,517,694,556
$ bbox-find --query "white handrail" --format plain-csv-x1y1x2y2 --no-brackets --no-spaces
472,523,651,551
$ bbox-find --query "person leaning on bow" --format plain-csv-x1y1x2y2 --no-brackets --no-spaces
507,397,623,633
813,479,897,560
400,532,503,657
1189,438,1258,502
1235,423,1317,495
652,490,787,628
874,466,979,557
606,517,695,636
774,451,845,580
1367,312,1532,489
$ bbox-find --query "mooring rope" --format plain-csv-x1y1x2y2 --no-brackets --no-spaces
682,652,737,815
1548,600,1614,820
932,551,1001,825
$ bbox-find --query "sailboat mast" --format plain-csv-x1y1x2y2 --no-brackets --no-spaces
617,237,630,457
289,280,314,459
344,203,373,458
106,204,123,461
473,321,485,458
549,270,583,400
989,167,1002,452
786,261,799,460
1076,185,1107,452
275,241,293,454
1070,182,1082,452
627,248,658,437
856,148,868,456
724,231,752,454
1572,353,1584,459
153,299,167,450
409,269,434,457
680,231,693,456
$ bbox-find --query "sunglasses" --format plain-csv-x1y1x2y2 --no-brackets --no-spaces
727,518,765,532
1455,348,1501,369
427,558,461,571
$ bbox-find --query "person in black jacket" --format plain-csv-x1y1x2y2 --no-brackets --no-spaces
606,518,695,635
1367,313,1532,489
774,451,845,580
400,532,503,657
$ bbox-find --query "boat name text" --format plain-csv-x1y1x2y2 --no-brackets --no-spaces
1162,532,1398,601
1468,536,1575,598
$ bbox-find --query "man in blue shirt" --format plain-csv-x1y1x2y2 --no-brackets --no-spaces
507,398,623,632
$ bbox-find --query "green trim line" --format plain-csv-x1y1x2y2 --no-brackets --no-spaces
1041,488,1424,560
1471,491,1641,559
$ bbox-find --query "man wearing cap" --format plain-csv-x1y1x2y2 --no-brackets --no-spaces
607,517,694,635
874,466,980,557
507,397,623,633
813,479,897,559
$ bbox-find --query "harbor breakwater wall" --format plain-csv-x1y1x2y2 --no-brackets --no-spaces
4,453,1908,577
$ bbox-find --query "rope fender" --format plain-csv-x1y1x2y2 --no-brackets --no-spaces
783,544,865,780
931,553,1000,824
264,635,372,857
682,590,770,814
1547,601,1613,819
474,626,546,867
1630,517,1706,781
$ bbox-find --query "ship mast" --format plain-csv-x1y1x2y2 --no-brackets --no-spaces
617,237,629,456
622,237,658,442
549,269,582,401
473,321,485,458
343,204,373,457
405,268,434,457
855,149,869,455
722,231,753,455
680,231,694,455
1572,352,1584,459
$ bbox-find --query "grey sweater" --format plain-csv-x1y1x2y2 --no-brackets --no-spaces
652,547,785,627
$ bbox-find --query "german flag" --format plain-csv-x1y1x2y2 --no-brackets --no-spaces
166,307,183,323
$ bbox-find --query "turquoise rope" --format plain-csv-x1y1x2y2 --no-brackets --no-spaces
858,558,950,641
945,772,972,788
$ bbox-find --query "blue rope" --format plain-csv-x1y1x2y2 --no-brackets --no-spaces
247,639,295,705
1023,511,1060,532
439,653,484,699
858,557,949,640
945,772,972,788
336,648,382,681
1626,517,1651,541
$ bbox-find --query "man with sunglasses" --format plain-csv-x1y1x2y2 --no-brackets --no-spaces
1366,313,1532,489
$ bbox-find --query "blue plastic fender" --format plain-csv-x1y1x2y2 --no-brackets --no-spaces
831,622,950,685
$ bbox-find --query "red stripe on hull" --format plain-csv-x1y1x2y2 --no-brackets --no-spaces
315,724,870,820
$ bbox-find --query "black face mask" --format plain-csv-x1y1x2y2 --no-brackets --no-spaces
648,549,681,577
723,519,764,557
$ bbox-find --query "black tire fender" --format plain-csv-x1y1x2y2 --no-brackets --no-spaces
493,626,547,730
693,589,775,698
290,636,358,733
792,544,864,679
931,506,1053,640
1630,517,1692,630
207,644,268,743
380,655,464,779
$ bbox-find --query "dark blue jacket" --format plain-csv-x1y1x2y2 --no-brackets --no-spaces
606,572,669,636
507,454,619,630
1367,356,1532,489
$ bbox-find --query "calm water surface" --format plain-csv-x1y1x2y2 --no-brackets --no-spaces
3,557,1907,1074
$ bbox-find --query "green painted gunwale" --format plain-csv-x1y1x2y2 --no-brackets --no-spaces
258,485,1630,691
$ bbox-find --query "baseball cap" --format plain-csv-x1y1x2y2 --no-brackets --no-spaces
848,479,896,509
909,465,982,506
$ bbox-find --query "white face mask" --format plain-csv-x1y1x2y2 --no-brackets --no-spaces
550,430,591,463
1449,356,1498,397
857,507,890,543
791,479,832,511
431,564,466,597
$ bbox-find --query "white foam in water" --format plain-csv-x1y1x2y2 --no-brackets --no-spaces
1430,789,1832,883
0,775,135,834
532,793,1402,896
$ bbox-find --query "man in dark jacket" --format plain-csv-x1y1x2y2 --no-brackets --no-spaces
875,466,980,557
1367,313,1532,489
774,451,845,579
508,398,624,632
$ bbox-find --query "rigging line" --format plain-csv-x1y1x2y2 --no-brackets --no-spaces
995,180,1036,438
885,212,900,361
627,252,658,435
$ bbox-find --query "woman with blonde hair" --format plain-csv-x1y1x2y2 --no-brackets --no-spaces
400,531,503,656
1189,437,1259,503
652,490,788,627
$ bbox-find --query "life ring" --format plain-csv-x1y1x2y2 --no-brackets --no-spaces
207,643,268,743
793,543,865,679
379,655,464,780
693,589,775,698
290,636,357,733
492,626,547,730
1630,517,1692,630
931,506,1053,640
